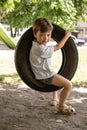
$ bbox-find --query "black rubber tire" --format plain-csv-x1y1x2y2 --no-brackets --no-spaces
15,24,78,92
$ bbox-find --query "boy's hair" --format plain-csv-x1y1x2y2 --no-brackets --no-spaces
33,18,53,34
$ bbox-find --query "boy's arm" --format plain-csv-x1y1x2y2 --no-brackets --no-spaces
54,30,71,51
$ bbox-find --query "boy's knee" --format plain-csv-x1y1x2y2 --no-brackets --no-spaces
65,81,72,91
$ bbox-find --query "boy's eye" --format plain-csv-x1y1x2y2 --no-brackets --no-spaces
39,33,51,37
47,34,50,37
40,34,43,37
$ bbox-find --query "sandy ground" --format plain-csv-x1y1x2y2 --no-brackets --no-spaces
0,44,87,130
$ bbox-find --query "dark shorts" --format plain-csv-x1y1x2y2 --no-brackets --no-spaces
39,76,54,85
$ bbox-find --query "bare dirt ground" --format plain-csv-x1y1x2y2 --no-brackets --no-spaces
0,82,87,130
0,44,87,130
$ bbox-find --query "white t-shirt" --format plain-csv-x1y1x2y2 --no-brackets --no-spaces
29,41,56,79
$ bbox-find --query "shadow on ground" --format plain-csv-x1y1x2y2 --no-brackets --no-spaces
0,82,87,130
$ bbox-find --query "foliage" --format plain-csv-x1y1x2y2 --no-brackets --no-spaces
3,0,76,30
72,0,87,21
0,0,87,30
0,0,20,21
0,0,20,12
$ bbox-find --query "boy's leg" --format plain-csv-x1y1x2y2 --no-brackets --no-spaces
51,91,58,106
52,91,58,100
51,74,72,107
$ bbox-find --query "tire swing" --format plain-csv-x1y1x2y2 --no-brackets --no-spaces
15,24,78,92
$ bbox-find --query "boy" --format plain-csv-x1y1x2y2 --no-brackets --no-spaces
30,18,75,115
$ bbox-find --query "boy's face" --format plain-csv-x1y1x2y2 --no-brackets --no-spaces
34,30,52,45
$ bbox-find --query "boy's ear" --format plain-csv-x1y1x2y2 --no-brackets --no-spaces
33,32,36,38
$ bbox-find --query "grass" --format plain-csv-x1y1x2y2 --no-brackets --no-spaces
0,50,21,85
0,46,87,87
51,46,87,87
0,73,20,84
71,47,87,87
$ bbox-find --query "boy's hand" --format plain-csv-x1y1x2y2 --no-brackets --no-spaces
54,30,71,51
